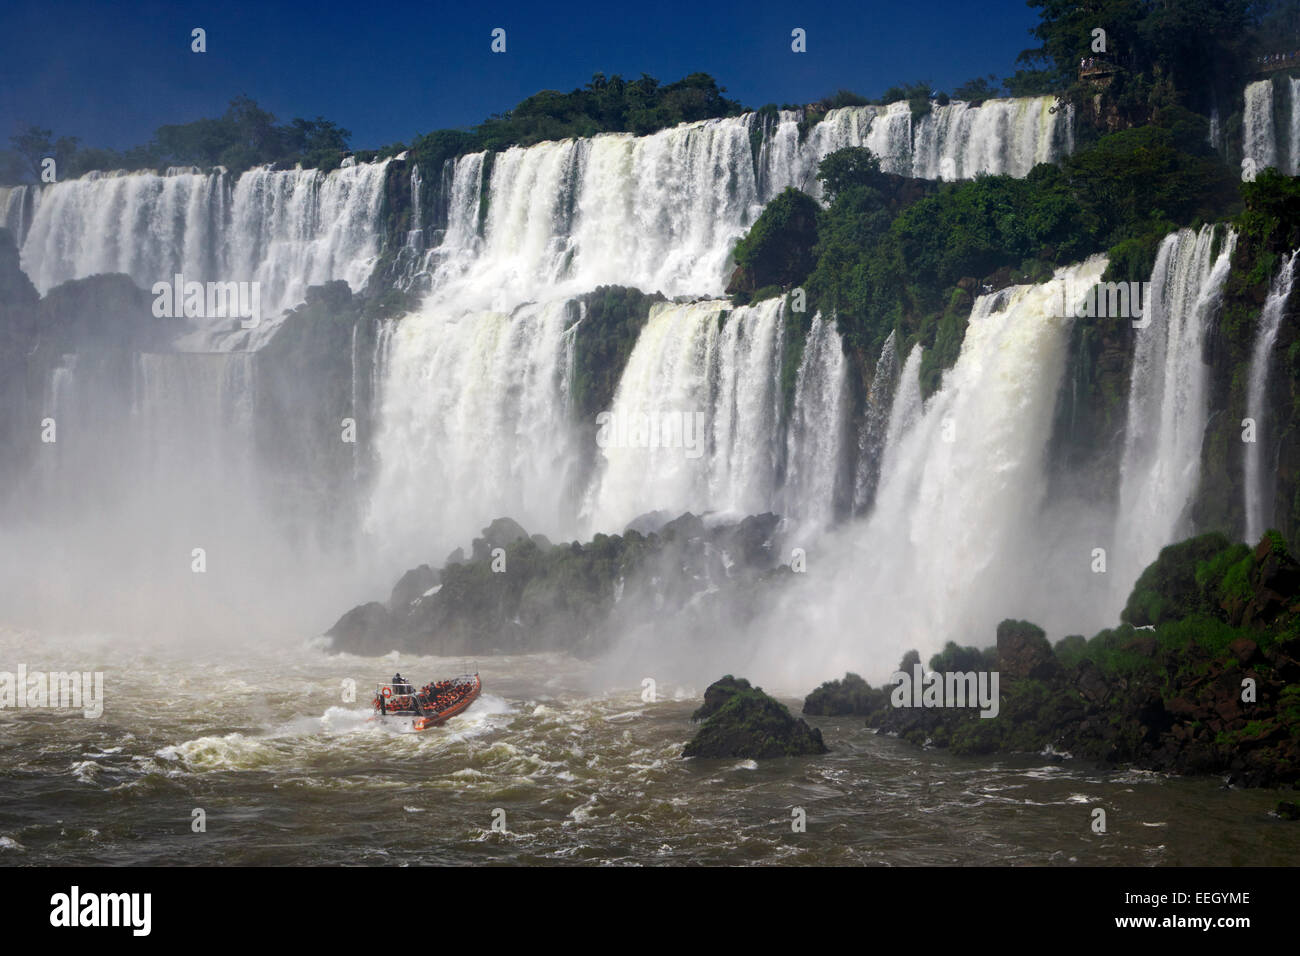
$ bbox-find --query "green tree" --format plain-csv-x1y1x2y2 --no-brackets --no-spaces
1062,124,1237,245
816,147,884,203
952,75,1001,103
10,125,52,179
730,187,821,289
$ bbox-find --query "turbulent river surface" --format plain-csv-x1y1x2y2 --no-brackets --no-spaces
2,629,1295,867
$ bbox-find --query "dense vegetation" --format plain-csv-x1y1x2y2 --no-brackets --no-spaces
1013,0,1287,129
727,187,821,295
3,96,353,181
326,512,788,658
731,101,1242,395
1,73,745,185
803,530,1300,788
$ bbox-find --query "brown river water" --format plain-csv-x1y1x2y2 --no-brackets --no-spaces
1,628,1297,866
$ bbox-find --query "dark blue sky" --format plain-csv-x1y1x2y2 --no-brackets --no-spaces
0,0,1043,152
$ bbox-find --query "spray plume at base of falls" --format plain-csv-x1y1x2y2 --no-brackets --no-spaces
0,348,382,644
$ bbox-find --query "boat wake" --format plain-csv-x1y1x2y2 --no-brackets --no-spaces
155,694,514,773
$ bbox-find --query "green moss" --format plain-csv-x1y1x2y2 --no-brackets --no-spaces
1122,532,1234,626
803,672,880,716
685,678,828,759
927,640,986,673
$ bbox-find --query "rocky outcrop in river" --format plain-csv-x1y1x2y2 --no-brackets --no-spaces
684,676,828,759
804,531,1300,788
326,512,789,657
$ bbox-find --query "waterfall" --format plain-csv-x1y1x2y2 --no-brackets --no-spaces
1244,80,1278,175
20,168,225,295
5,89,1088,633
1241,78,1300,176
17,160,390,340
401,123,760,308
756,95,1071,195
853,330,900,513
435,121,761,305
783,314,851,529
0,184,40,245
364,298,583,567
368,96,1074,565
755,109,803,198
407,162,424,249
212,161,390,334
582,298,787,533
911,96,1071,180
1113,226,1237,596
709,298,788,517
1244,252,1297,542
880,342,923,484
747,259,1109,684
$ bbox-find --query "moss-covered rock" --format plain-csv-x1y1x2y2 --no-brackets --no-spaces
725,187,819,294
685,676,828,759
326,512,791,657
855,530,1300,787
996,620,1059,681
691,675,753,720
324,602,392,654
802,672,881,716
1121,532,1236,626
569,286,663,420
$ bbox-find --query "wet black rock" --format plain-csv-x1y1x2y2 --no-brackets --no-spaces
324,601,392,654
684,676,828,759
325,512,795,658
389,564,437,612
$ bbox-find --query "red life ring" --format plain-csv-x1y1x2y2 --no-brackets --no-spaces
382,687,392,698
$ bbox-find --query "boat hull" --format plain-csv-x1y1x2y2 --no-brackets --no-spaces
413,676,482,731
369,675,482,732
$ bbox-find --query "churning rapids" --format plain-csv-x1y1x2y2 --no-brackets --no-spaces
3,629,1298,866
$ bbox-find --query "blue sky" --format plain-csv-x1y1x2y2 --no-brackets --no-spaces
0,0,1043,151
